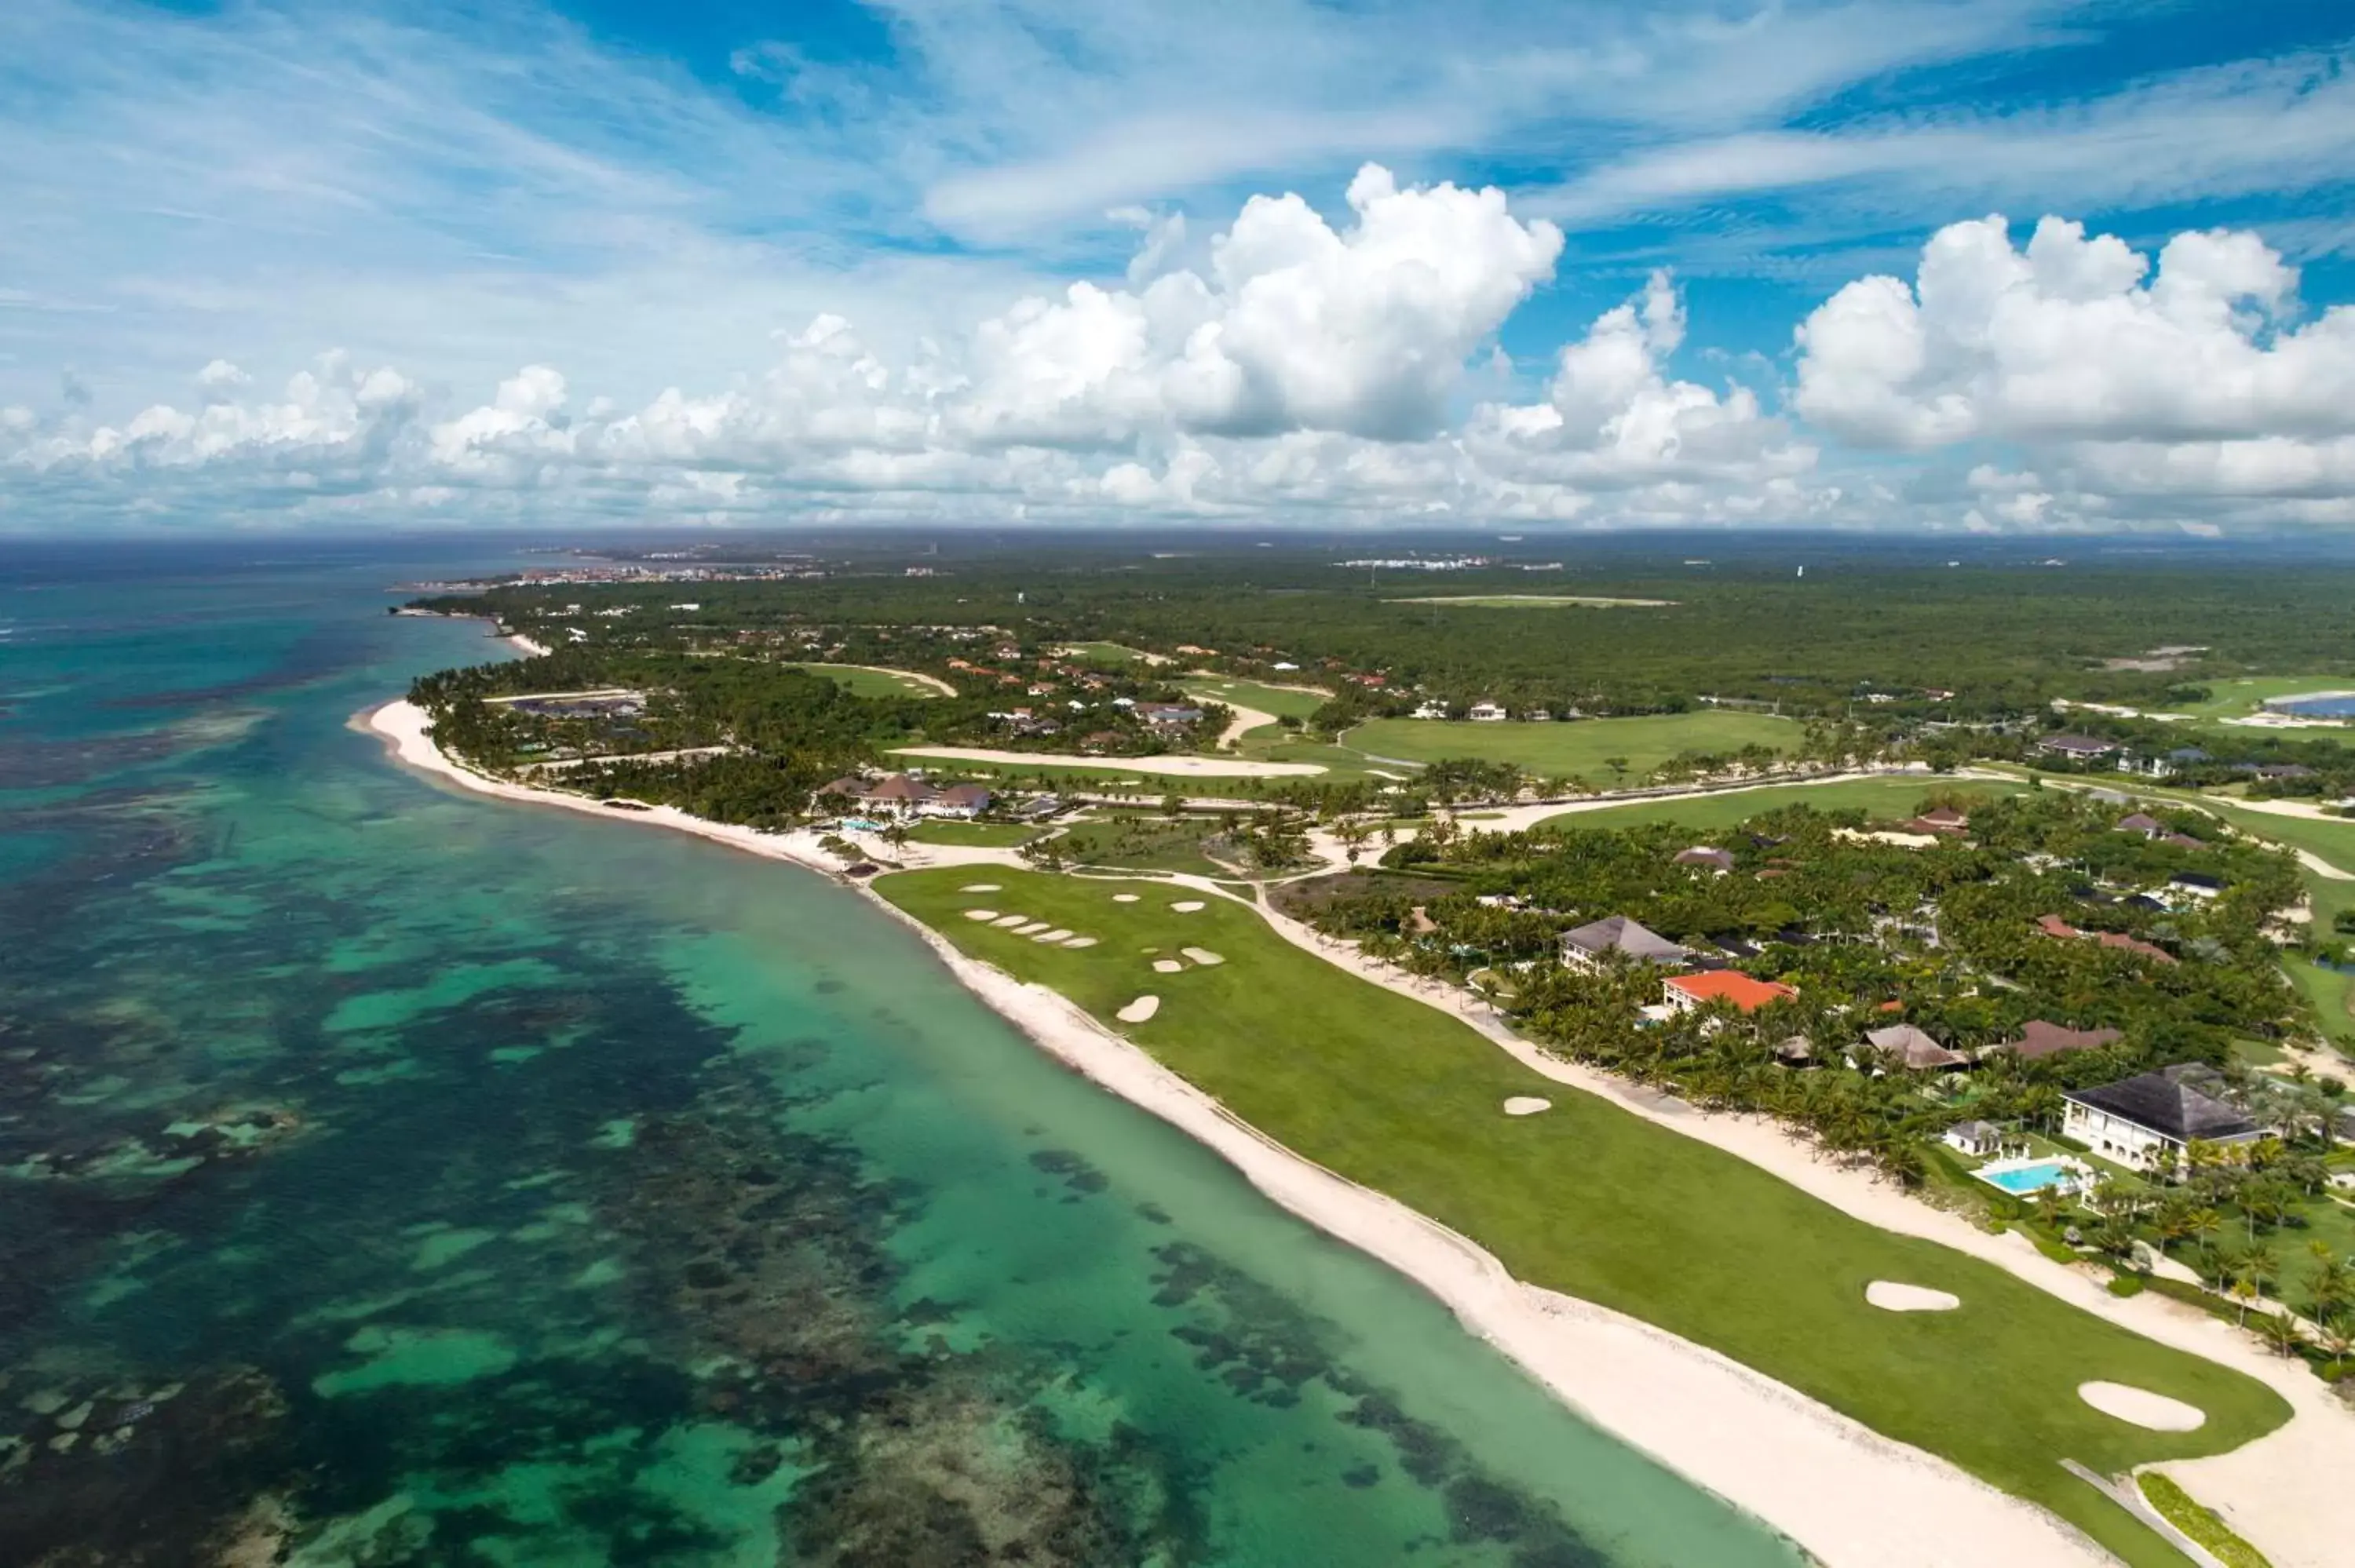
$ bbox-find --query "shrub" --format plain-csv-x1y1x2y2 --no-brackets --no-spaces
2136,1473,2273,1568
2107,1273,2147,1298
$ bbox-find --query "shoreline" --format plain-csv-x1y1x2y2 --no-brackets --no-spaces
359,697,2337,1567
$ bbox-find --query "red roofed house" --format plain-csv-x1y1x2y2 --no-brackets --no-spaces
1663,972,1798,1016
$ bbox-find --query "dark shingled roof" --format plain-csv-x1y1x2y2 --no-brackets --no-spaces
2065,1066,2260,1144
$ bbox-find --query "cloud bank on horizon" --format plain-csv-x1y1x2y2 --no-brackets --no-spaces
2,0,2353,534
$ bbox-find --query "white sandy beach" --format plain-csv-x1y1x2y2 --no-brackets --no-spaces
362,697,2350,1566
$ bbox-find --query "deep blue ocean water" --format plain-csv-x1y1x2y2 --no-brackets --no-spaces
0,538,1800,1566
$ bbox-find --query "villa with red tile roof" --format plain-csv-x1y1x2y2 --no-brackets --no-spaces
1663,972,1797,1015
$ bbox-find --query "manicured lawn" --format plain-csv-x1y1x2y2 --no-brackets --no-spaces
878,867,2291,1568
1345,710,1798,781
1056,640,1162,665
901,819,1038,848
1181,676,1331,724
787,662,946,698
1533,777,2024,834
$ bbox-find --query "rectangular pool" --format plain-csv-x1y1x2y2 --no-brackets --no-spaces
1975,1158,2077,1195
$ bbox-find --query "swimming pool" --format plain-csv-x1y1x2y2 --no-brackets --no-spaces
1974,1157,2082,1195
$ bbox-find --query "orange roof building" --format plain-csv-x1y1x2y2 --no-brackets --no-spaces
1663,972,1797,1015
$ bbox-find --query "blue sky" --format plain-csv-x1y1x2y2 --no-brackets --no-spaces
3,0,2353,533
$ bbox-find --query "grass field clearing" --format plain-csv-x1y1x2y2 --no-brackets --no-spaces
1181,676,1331,724
787,662,951,698
1346,710,1798,780
1534,778,2026,834
900,819,1038,848
878,866,2290,1568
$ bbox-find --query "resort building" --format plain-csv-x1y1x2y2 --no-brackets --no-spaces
1560,915,1689,971
2061,1065,2265,1172
1662,972,1797,1016
1671,846,1736,873
1468,700,1509,722
2037,734,2118,761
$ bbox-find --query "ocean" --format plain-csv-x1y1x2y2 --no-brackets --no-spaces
0,538,1801,1567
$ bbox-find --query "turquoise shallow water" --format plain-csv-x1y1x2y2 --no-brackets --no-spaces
0,540,1802,1566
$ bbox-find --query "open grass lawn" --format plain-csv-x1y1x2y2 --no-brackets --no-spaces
901,819,1038,848
1534,777,2026,835
1056,640,1163,665
1050,814,1234,877
787,662,947,699
1345,710,1798,780
878,867,2291,1568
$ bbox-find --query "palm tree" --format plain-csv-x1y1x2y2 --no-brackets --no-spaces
2255,1310,2308,1358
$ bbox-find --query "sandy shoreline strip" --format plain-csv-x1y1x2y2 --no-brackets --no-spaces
359,697,2307,1567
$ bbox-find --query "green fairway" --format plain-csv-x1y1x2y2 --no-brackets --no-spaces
1181,676,1331,724
1055,640,1164,665
1532,777,2025,834
1346,710,1798,780
900,819,1038,848
787,662,947,698
2151,674,2355,721
878,867,2291,1567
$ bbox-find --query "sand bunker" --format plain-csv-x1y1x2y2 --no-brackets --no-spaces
1112,893,1141,903
964,910,999,921
991,914,1028,928
1865,1282,1960,1313
961,883,1002,893
2078,1382,2204,1431
1171,900,1206,913
1503,1097,1552,1116
1061,936,1097,949
1181,947,1225,966
1152,959,1185,974
1034,928,1075,943
1115,996,1161,1023
1013,921,1051,935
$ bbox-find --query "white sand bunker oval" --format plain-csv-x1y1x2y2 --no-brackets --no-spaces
2078,1382,2204,1431
1152,959,1185,974
961,883,1002,893
1112,893,1141,903
1115,995,1161,1023
991,914,1028,928
1033,928,1074,943
1866,1282,1960,1313
1061,936,1097,949
1170,900,1206,913
1503,1097,1552,1117
1180,947,1225,966
1013,921,1051,935
963,909,999,921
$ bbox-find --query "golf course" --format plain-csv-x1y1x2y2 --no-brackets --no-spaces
878,866,2291,1568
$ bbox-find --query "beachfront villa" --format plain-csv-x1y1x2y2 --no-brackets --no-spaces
2061,1065,2265,1172
818,774,995,820
1560,914,1689,971
1662,971,1797,1016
